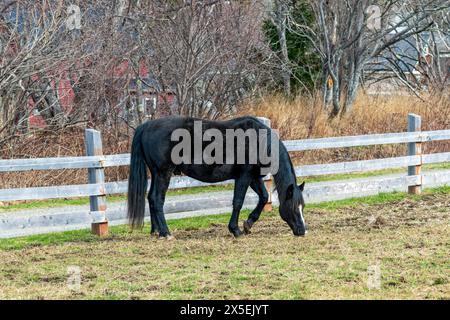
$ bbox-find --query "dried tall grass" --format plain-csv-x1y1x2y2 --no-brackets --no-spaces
242,93,450,139
241,93,450,165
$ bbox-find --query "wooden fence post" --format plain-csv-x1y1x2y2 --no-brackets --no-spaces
407,114,422,194
257,117,273,212
85,129,108,236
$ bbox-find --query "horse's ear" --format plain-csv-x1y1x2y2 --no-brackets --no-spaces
299,181,305,192
286,184,294,200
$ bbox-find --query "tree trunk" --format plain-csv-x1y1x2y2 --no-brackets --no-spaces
322,69,333,109
136,79,145,124
331,79,340,117
34,80,65,127
0,95,3,136
274,0,291,96
343,68,362,114
277,26,291,96
327,57,341,117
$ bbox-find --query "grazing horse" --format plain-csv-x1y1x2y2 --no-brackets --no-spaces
127,116,307,238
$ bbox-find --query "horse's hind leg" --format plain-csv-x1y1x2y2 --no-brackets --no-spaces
243,177,269,234
150,170,173,239
147,175,159,236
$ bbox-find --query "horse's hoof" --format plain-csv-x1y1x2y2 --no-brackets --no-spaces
243,221,252,234
232,229,244,238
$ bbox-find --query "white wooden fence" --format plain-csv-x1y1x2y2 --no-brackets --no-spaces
0,114,449,236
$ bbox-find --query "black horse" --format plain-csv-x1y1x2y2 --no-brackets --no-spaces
127,116,307,238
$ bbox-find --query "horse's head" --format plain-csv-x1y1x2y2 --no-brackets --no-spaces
280,182,307,236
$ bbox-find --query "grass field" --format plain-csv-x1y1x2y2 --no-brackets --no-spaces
0,187,448,300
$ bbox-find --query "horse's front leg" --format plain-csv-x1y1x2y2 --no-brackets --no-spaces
243,177,269,234
229,174,251,238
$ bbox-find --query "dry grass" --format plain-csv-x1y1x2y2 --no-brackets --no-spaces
242,93,450,138
240,93,450,165
0,190,448,300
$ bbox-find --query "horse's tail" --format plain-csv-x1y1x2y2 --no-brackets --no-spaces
127,126,148,229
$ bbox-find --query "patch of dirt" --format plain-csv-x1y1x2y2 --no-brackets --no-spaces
309,194,449,233
158,193,449,243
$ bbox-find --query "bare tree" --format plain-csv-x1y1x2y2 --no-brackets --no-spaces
269,0,292,96
414,10,450,93
285,0,450,116
363,2,450,98
0,0,148,142
0,0,94,144
130,0,273,119
0,0,274,144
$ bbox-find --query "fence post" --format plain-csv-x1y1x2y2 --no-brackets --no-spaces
407,114,422,194
257,117,273,212
85,129,108,236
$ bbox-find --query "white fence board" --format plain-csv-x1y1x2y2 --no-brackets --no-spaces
105,177,233,195
301,175,421,204
294,155,421,177
284,129,450,151
422,152,450,164
0,184,103,201
0,156,103,172
0,154,132,172
103,154,130,167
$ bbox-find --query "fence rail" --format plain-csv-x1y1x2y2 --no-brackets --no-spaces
1,114,449,236
284,129,450,151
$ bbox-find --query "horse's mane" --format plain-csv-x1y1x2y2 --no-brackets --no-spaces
273,142,298,202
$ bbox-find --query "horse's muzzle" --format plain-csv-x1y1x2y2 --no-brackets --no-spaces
293,228,307,237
